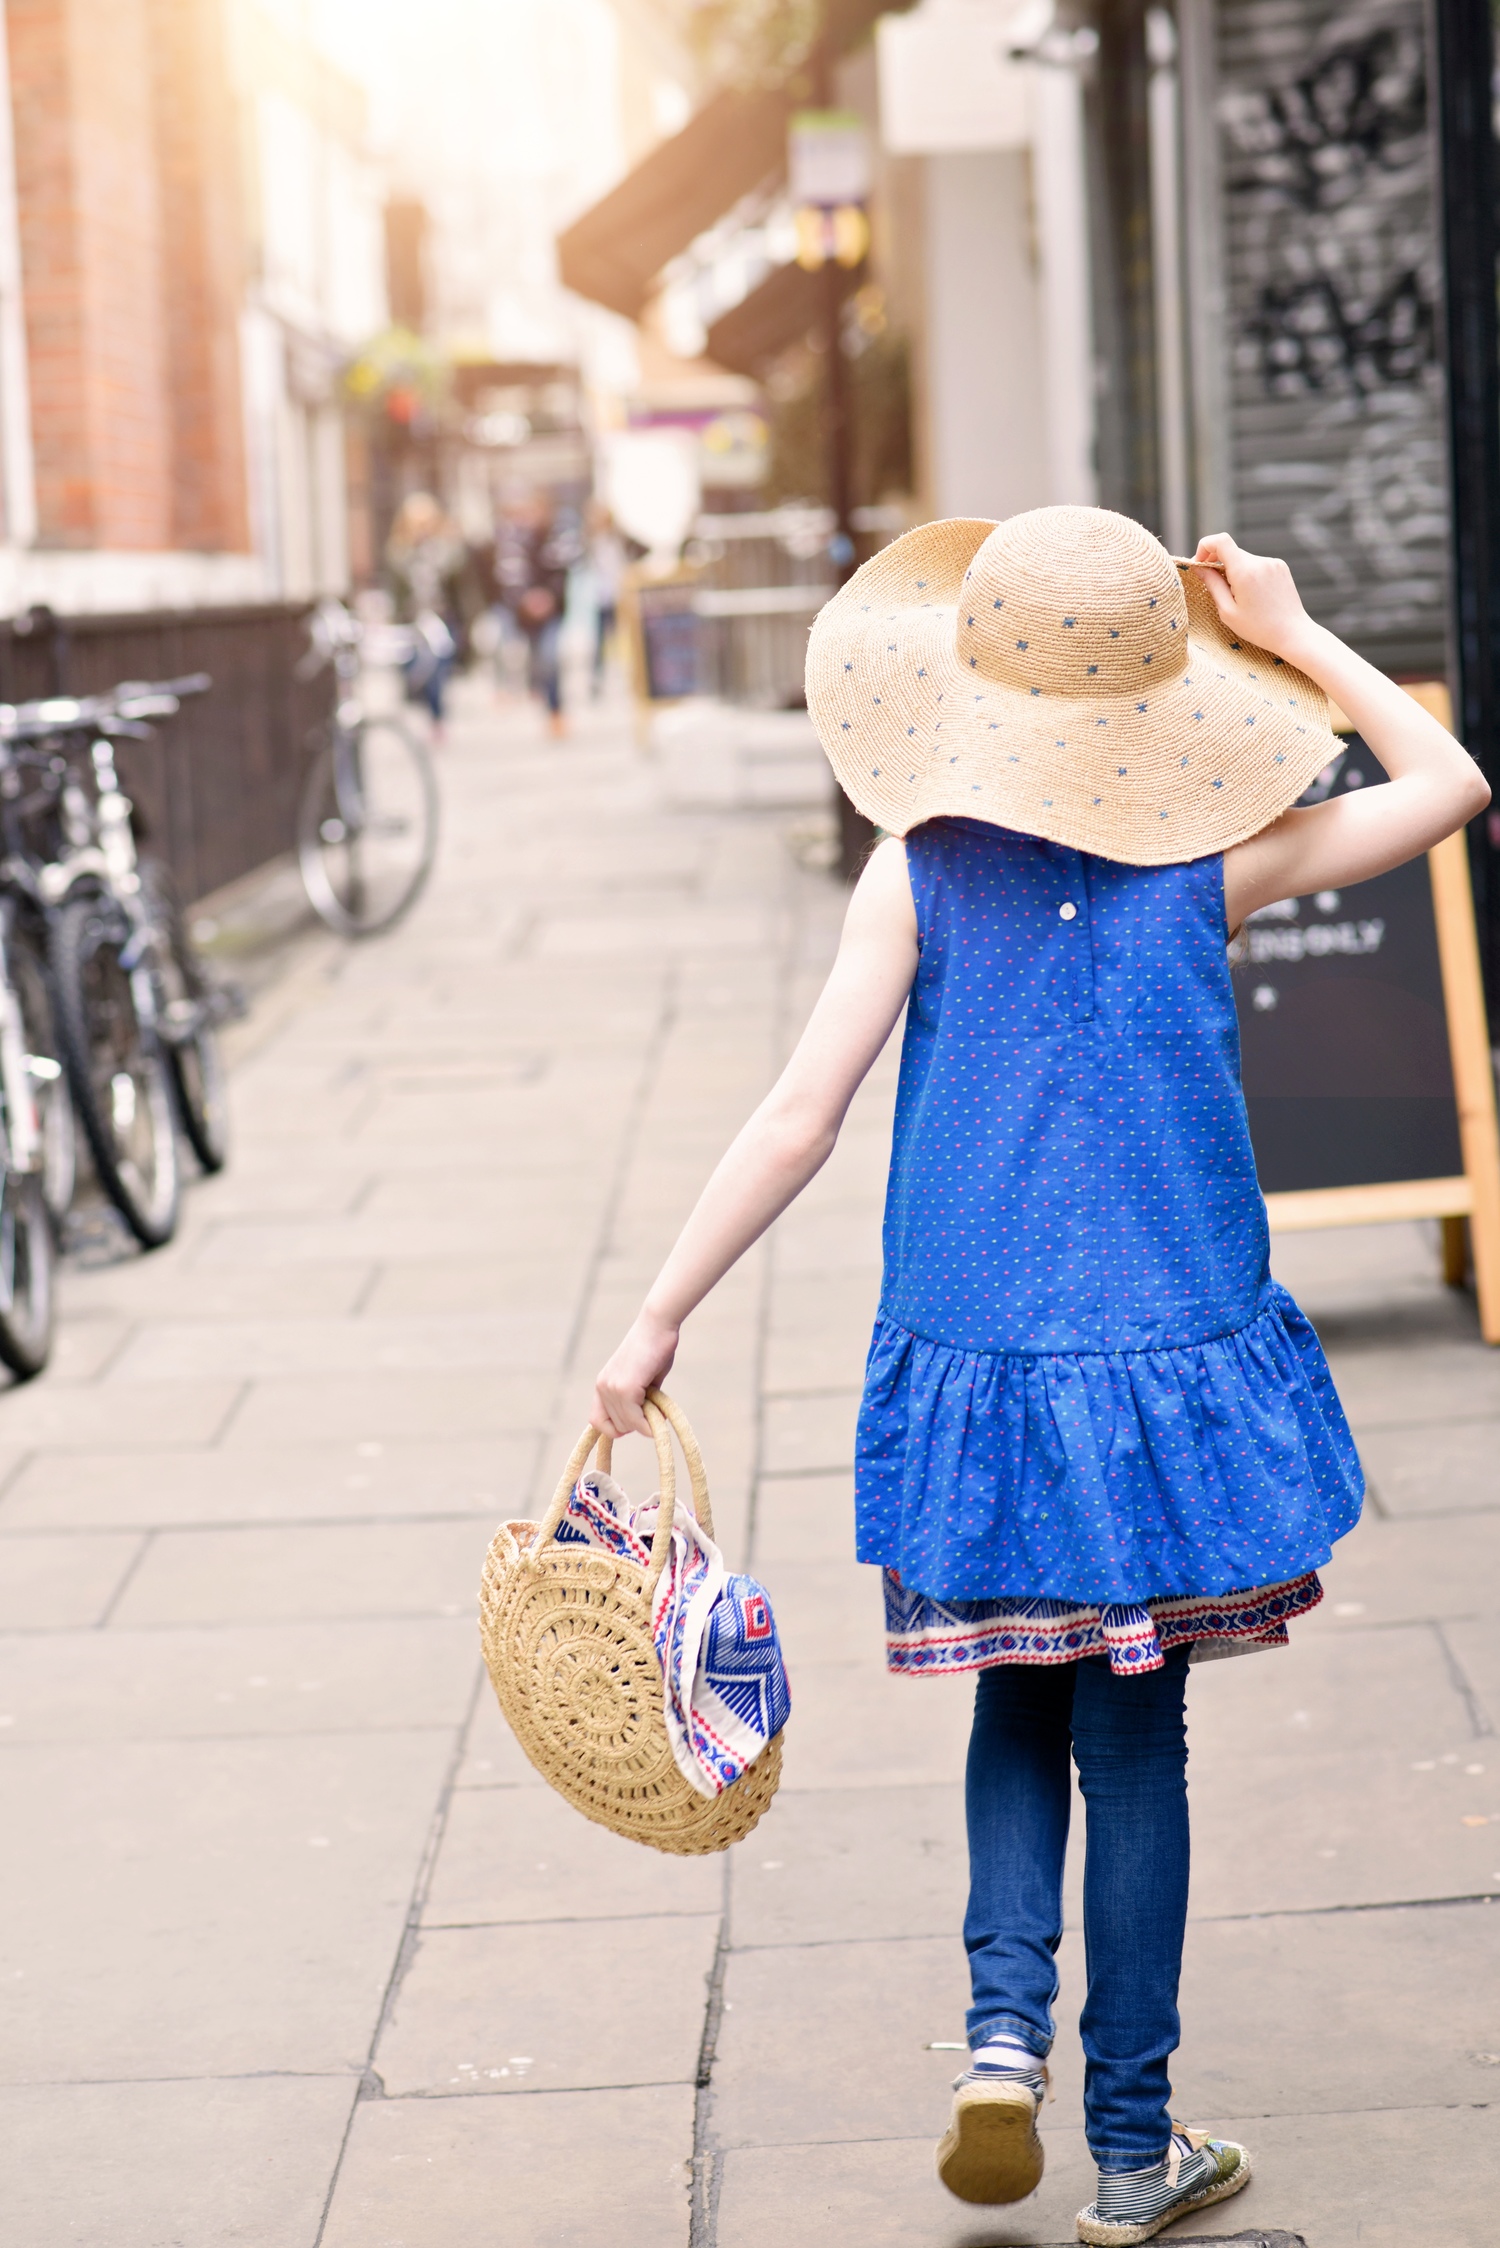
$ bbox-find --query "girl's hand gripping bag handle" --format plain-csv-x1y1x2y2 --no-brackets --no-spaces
478,1388,788,1855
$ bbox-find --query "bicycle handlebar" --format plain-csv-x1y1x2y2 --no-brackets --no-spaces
296,598,366,680
0,671,212,740
117,673,212,706
297,599,422,681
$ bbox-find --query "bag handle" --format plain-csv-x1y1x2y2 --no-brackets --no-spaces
527,1387,714,1601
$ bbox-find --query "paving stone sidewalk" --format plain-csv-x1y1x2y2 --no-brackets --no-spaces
0,679,1494,2247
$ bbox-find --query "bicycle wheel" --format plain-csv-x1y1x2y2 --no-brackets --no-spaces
297,718,438,936
140,863,230,1173
49,892,180,1248
0,1170,53,1378
4,906,75,1226
169,1005,229,1173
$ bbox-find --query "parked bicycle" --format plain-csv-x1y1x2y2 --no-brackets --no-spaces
0,891,62,1376
296,601,440,937
0,676,237,1256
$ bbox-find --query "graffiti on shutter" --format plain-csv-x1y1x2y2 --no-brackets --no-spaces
1215,0,1447,676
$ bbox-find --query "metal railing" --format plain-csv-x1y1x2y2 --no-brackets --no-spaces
673,504,906,706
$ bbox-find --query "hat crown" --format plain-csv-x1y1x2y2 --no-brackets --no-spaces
955,506,1187,701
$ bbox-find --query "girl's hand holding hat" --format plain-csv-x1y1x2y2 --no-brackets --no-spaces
1204,532,1491,928
1186,533,1317,670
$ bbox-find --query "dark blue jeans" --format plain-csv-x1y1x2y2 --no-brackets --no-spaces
964,1648,1191,2168
526,618,563,714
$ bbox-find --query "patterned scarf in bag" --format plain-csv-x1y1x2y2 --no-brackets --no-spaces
556,1469,790,1798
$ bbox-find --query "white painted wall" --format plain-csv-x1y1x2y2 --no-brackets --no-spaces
234,33,384,601
1029,63,1097,507
877,0,1029,155
310,404,349,592
921,150,1050,522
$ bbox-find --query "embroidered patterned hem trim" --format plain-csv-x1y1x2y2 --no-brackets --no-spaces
884,1571,1323,1678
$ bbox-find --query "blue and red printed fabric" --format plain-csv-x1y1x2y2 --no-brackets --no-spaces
558,1471,790,1797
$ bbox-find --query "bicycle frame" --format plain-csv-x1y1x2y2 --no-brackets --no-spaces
0,679,223,1051
295,599,439,937
0,913,41,1179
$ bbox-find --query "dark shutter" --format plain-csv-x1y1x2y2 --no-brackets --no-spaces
1214,0,1448,677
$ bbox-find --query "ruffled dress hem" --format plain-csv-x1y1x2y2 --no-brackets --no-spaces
855,1281,1363,1609
883,1568,1323,1678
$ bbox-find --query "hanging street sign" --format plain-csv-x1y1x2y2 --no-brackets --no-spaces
788,109,873,206
789,109,871,269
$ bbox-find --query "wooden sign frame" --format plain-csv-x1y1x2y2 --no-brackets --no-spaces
618,559,707,744
1261,682,1500,1344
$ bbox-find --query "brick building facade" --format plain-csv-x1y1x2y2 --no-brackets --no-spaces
0,0,383,609
6,0,245,551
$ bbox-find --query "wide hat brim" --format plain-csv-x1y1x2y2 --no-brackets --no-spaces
805,517,1341,865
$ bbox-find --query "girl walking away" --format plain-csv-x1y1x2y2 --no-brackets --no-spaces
592,509,1489,2243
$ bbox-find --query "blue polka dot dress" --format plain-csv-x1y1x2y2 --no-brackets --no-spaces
859,818,1363,1677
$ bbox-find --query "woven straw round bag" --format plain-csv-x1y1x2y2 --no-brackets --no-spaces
479,1389,783,1855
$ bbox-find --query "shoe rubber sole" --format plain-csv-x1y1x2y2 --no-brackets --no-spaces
936,2080,1045,2206
1074,2142,1252,2244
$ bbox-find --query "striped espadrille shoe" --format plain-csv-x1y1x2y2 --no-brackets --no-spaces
935,2055,1049,2205
1075,2125,1251,2245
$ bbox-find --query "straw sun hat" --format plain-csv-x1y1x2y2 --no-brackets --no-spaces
805,505,1339,865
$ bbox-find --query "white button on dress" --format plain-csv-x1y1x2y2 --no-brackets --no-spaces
1059,901,1077,921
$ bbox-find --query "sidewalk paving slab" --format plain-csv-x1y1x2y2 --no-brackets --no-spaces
0,1531,143,1627
761,1391,862,1475
108,1518,491,1626
1354,1416,1500,1513
319,2083,694,2248
105,1309,578,1382
729,1783,968,1947
371,1914,721,2098
0,1618,477,1740
0,2078,357,2248
754,1470,858,1562
56,1259,376,1322
421,1783,723,1927
0,1434,538,1527
0,1379,243,1450
0,1729,455,2078
775,1661,975,1791
219,1367,545,1447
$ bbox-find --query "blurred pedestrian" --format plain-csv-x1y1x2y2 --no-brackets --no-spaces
588,510,1490,2244
385,492,461,739
588,500,626,698
496,491,578,739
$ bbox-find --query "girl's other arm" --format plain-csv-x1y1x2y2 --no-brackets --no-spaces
591,837,919,1437
1194,534,1492,928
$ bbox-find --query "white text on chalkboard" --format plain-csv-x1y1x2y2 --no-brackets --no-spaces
1246,919,1385,964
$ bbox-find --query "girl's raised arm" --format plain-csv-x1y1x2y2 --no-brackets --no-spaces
1201,535,1492,930
591,837,919,1436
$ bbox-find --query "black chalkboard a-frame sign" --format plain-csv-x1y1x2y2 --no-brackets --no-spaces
1230,682,1500,1343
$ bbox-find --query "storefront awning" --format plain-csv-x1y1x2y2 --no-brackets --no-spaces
558,0,913,322
558,87,794,321
705,260,855,376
